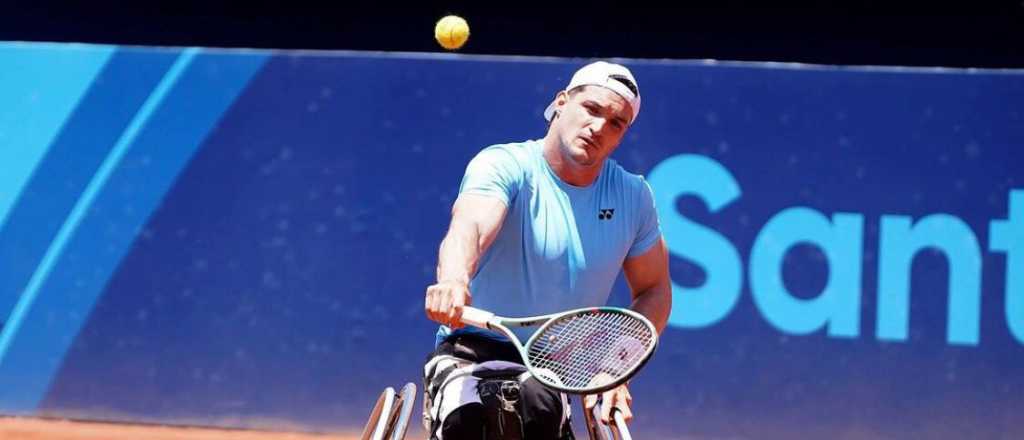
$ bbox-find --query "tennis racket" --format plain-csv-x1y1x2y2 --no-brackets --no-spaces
460,306,658,394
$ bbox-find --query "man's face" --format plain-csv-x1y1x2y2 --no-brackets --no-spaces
550,85,633,168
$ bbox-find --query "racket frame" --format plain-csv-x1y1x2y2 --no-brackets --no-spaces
460,306,658,394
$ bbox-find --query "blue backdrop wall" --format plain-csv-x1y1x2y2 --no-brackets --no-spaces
0,42,1021,439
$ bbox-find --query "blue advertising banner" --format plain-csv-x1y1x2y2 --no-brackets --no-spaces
0,43,1021,438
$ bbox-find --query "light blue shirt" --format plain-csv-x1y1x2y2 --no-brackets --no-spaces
436,139,661,344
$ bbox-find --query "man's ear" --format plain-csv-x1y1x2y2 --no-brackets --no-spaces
555,90,569,106
551,90,569,119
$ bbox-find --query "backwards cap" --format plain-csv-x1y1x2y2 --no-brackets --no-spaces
543,61,641,124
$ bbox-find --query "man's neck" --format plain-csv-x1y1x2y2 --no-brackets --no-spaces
541,135,601,187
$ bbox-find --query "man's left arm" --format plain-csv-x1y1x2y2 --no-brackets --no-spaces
589,238,672,423
623,237,672,333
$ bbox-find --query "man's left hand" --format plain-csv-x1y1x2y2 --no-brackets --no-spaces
584,383,632,425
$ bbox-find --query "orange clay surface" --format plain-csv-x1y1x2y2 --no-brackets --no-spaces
0,417,362,440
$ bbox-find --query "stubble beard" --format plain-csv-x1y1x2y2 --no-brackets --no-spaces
562,136,599,168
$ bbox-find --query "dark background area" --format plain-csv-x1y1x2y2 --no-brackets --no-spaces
1,1,1022,68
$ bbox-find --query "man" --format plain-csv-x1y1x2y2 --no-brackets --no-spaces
423,61,671,439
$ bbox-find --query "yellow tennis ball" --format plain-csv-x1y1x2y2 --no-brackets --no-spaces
435,15,470,50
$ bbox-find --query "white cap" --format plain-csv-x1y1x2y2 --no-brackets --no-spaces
543,61,641,124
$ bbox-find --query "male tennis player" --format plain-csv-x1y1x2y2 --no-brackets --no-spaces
424,61,671,439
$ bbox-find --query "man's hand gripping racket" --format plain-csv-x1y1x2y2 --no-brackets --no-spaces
459,306,658,395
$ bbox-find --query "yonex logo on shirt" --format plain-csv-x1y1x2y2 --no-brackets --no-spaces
599,209,615,220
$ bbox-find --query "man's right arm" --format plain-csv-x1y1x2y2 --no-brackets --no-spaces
425,193,509,329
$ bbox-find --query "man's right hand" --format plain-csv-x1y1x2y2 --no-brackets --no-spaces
425,280,472,329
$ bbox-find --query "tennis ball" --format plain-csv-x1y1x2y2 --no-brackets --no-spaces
435,15,469,50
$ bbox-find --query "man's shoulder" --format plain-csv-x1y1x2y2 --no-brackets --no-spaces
466,140,538,182
476,140,537,164
604,158,652,194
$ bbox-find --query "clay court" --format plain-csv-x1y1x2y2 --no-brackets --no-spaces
0,418,362,440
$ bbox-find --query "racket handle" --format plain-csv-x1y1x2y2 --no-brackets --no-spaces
460,306,495,329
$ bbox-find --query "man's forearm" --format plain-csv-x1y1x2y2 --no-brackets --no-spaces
436,221,481,284
631,284,672,334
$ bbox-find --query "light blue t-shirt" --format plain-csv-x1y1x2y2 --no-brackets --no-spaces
436,139,661,344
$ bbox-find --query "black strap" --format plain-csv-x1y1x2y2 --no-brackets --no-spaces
478,378,524,440
428,363,458,400
426,362,461,440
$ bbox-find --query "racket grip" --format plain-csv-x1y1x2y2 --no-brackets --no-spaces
460,306,494,329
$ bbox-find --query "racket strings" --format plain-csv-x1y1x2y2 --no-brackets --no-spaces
526,311,654,391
